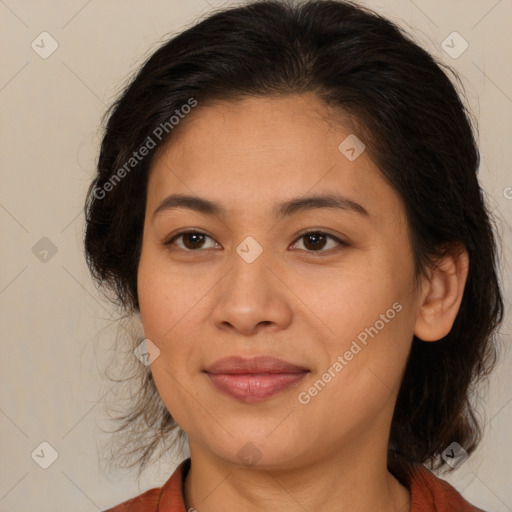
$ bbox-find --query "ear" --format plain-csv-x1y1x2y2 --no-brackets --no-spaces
414,244,469,342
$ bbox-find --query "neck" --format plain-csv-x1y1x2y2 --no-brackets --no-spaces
183,441,411,512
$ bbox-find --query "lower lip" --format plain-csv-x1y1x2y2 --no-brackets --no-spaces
206,372,308,402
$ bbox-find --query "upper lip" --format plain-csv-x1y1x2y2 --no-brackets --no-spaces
204,356,309,374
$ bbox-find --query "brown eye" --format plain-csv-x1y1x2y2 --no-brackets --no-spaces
292,231,348,254
163,230,347,255
164,231,218,251
302,232,328,251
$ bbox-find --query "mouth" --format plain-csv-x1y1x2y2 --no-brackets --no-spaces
203,356,310,403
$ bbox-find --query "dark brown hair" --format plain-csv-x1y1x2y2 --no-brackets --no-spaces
84,0,504,480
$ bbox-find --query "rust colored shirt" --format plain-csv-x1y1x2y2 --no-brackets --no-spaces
103,458,485,511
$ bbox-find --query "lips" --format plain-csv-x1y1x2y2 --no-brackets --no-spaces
205,356,309,374
204,356,309,403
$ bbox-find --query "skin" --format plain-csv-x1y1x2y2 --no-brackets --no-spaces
137,93,469,512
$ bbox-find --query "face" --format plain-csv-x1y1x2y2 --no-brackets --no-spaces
137,93,422,470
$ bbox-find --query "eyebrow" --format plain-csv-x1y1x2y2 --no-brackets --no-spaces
152,192,369,221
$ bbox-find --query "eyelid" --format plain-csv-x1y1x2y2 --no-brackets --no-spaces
162,229,219,250
290,229,349,254
162,228,349,255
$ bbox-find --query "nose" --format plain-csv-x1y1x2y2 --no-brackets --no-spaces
209,247,293,336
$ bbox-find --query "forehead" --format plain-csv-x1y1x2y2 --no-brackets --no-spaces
153,93,358,173
147,94,404,226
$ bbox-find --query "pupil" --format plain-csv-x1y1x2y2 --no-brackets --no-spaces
306,233,326,250
185,233,203,249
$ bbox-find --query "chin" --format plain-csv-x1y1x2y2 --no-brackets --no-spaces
196,428,310,471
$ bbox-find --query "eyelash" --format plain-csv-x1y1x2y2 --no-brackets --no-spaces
162,230,349,256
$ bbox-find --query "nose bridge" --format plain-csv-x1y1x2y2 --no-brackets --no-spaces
210,234,288,333
228,233,274,296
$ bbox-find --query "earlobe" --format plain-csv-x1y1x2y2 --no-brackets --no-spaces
414,245,469,342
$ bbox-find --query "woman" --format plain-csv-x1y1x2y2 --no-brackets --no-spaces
84,0,504,510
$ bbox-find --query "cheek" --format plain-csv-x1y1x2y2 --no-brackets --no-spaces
137,263,200,432
295,309,413,443
306,257,404,349
301,259,415,408
137,248,197,342
137,249,206,373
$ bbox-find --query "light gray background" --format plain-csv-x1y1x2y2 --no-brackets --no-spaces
1,0,511,510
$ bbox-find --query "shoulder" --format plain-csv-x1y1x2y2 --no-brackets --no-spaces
101,458,190,512
408,464,487,512
102,486,163,512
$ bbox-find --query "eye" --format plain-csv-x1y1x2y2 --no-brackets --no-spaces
290,231,348,254
163,231,219,251
163,230,348,254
